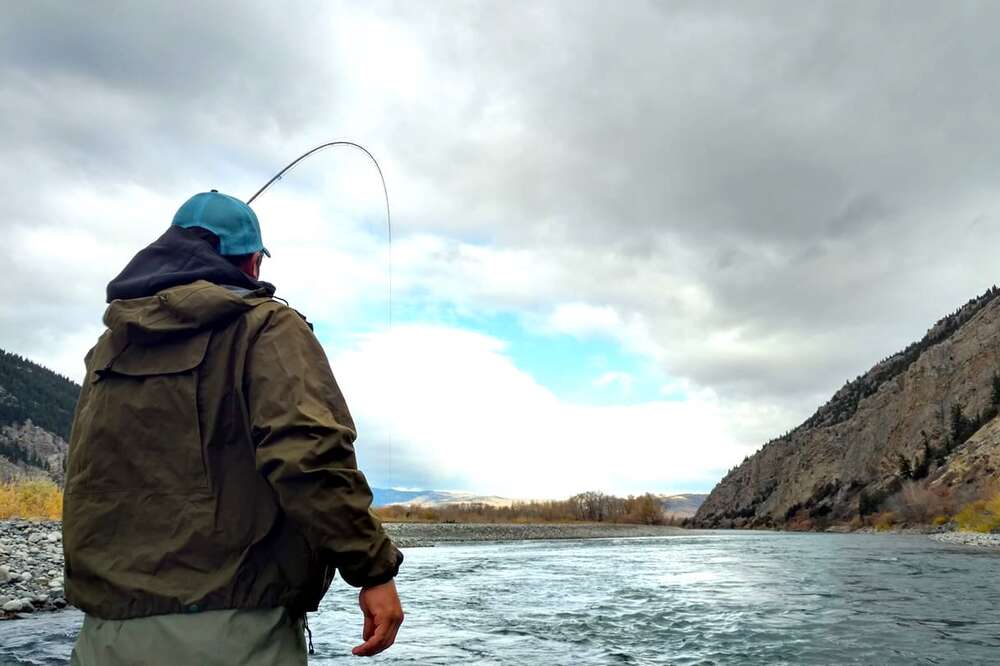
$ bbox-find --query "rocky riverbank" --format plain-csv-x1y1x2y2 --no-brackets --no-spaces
0,520,67,619
932,532,1000,549
383,521,684,547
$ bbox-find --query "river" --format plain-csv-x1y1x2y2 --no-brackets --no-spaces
2,531,998,664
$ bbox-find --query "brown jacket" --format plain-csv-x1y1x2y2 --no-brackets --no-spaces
64,280,401,620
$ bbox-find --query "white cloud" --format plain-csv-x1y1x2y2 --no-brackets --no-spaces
547,303,621,336
544,302,664,361
331,324,751,497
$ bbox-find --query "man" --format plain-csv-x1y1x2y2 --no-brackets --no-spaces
63,191,403,664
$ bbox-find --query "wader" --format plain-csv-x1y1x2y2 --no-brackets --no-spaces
70,607,308,665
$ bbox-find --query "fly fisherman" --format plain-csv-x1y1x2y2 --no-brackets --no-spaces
63,191,404,664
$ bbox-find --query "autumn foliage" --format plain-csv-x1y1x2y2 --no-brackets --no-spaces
955,491,1000,533
0,478,63,520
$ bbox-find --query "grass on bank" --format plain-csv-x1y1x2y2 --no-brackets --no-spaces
955,493,1000,533
0,478,62,520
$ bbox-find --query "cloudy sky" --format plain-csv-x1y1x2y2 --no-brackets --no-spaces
3,2,999,498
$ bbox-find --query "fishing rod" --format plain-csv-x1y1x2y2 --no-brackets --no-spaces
246,139,394,492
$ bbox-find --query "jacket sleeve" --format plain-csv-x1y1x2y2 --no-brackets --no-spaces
244,305,402,587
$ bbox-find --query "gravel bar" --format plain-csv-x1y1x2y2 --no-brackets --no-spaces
383,522,685,548
932,532,1000,549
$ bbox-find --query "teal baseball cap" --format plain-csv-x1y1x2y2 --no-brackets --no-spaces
171,190,270,257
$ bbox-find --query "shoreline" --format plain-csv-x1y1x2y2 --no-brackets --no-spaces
930,532,1000,549
383,521,685,548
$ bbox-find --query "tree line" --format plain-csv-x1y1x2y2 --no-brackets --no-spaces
0,349,80,440
374,491,674,525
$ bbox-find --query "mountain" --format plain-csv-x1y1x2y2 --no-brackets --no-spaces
0,349,79,483
661,493,708,519
371,488,517,508
694,286,1000,528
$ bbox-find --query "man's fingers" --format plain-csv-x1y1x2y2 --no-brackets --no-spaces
362,614,374,641
352,621,391,657
352,612,403,657
353,582,403,657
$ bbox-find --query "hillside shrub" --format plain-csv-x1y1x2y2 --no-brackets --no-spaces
859,489,887,516
888,481,956,525
0,479,62,520
955,492,1000,533
785,509,815,532
872,512,897,531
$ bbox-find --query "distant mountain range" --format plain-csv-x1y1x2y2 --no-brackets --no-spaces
371,487,708,517
370,488,516,508
659,493,709,518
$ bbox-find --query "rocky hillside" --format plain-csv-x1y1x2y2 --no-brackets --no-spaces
695,286,1000,528
0,350,78,483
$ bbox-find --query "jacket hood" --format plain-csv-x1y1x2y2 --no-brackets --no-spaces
106,225,273,303
103,226,277,343
103,280,272,343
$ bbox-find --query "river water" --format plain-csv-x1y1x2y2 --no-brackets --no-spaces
2,531,998,665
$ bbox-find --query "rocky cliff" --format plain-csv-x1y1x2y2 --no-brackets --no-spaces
694,287,1000,528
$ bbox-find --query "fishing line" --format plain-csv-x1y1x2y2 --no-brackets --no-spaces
247,140,394,492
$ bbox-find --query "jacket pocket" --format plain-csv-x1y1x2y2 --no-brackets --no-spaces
66,330,213,495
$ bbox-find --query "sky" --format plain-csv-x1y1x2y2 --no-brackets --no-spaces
3,2,1000,498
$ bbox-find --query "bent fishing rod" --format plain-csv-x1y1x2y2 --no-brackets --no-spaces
246,139,394,483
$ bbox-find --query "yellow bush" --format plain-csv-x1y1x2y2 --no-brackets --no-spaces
931,515,950,527
0,479,63,520
873,511,897,531
955,494,1000,533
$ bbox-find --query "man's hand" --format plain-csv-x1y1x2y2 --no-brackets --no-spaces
352,579,404,657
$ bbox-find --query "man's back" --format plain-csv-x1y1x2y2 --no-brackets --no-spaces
66,280,348,618
64,209,402,663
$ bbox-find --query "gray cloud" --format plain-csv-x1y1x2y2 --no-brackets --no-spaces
3,1,1000,435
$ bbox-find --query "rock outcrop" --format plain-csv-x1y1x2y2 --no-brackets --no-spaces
0,421,68,484
695,287,1000,528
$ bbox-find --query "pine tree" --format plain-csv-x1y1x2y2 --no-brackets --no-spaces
896,453,913,480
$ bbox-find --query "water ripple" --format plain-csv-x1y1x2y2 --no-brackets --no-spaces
1,532,998,664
